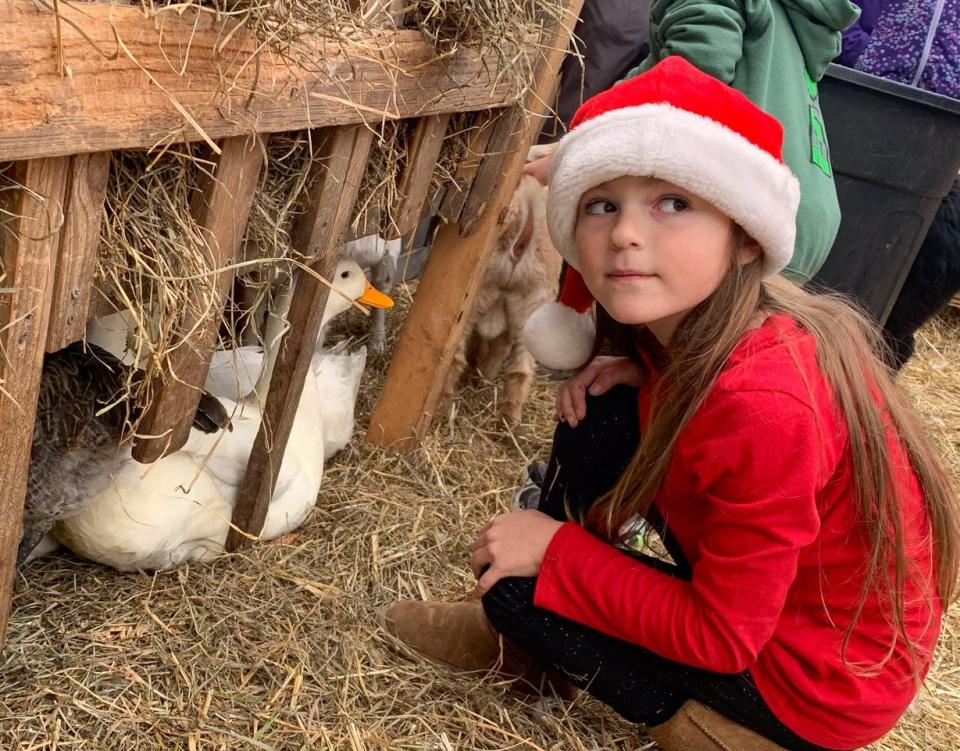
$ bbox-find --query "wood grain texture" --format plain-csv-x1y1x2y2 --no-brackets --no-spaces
387,113,452,240
46,151,112,352
131,136,265,463
0,156,70,642
226,124,374,551
0,1,530,162
365,0,585,452
458,107,527,237
437,109,502,224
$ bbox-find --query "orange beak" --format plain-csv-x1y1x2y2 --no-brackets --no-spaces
357,281,394,309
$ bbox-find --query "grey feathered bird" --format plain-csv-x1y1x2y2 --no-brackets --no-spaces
17,341,230,570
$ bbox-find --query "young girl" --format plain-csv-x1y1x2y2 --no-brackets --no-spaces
381,57,959,751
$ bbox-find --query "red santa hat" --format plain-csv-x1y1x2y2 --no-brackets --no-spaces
524,56,801,371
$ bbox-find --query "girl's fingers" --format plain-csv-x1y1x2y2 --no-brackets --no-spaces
472,566,501,598
469,533,486,553
470,545,493,580
559,387,578,428
588,369,613,396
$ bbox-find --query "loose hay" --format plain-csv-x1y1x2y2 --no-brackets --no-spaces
4,292,960,750
94,146,222,422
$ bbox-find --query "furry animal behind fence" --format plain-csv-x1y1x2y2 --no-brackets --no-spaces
442,173,563,426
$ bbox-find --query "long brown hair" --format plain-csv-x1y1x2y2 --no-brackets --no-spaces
588,230,960,676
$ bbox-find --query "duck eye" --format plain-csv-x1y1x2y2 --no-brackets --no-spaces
340,271,350,279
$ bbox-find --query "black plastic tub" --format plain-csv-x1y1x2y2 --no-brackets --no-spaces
812,64,960,324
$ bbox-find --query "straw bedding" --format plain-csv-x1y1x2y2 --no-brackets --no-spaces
2,293,959,750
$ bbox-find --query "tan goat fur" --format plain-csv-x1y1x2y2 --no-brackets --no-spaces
443,174,563,426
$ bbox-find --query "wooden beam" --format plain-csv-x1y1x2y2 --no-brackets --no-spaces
437,110,502,224
0,2,531,163
0,156,70,643
386,113,452,240
46,151,112,352
365,0,584,452
459,108,528,236
132,135,265,463
225,124,374,551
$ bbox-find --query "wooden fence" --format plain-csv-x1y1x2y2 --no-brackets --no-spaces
0,0,584,643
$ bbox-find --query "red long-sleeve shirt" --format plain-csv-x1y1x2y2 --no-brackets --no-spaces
534,315,942,750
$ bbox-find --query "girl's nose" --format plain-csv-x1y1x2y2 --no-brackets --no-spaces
609,207,646,250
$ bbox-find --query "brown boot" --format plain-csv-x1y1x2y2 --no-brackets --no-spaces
379,600,578,699
648,701,788,751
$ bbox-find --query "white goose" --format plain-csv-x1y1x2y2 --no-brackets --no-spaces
53,260,392,571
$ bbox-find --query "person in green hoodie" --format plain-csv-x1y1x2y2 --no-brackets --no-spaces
527,0,860,283
630,0,859,282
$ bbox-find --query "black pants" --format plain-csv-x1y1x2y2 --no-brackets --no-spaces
481,386,831,751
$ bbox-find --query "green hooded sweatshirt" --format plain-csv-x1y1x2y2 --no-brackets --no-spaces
628,0,860,283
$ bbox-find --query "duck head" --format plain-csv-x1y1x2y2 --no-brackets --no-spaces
320,259,394,327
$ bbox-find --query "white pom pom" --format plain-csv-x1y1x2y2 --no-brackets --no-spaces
523,302,595,371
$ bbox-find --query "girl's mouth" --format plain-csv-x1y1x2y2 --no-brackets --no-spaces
607,271,656,281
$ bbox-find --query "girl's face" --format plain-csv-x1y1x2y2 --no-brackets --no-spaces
574,175,759,343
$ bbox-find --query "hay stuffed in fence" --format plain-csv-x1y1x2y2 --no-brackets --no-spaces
352,119,412,238
136,0,565,103
95,147,223,419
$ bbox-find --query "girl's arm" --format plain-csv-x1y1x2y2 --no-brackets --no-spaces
626,0,747,84
533,388,823,673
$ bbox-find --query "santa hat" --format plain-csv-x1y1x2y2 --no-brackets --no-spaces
524,56,801,371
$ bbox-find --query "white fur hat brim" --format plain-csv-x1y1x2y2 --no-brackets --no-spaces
547,104,801,278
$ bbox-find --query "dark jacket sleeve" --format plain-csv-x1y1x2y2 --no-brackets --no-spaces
837,0,886,67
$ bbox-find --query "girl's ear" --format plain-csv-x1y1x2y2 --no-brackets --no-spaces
737,234,763,267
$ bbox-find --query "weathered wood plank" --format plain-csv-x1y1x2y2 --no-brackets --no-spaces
365,0,584,452
437,109,503,224
386,114,452,240
0,1,531,163
46,151,112,352
132,136,265,463
225,124,374,551
459,107,528,236
0,156,70,642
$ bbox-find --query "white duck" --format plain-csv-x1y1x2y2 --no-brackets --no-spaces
53,260,391,571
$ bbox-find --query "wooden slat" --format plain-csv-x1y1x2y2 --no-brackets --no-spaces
131,136,265,463
951,293,960,310
225,124,374,551
365,0,584,452
437,109,503,224
46,151,112,352
458,107,528,236
0,156,70,642
386,113,452,240
0,2,532,163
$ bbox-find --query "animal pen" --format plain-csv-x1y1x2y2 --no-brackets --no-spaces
0,0,584,645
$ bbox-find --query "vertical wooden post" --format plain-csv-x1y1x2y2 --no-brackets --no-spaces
132,136,264,463
365,0,584,452
225,124,374,550
0,157,70,642
46,151,112,352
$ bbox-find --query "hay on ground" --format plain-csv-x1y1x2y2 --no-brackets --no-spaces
4,289,960,750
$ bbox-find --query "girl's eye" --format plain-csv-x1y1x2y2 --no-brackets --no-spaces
657,197,689,214
584,199,617,215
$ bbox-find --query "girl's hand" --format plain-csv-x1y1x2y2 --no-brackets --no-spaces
555,356,646,428
470,510,564,597
522,152,553,186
